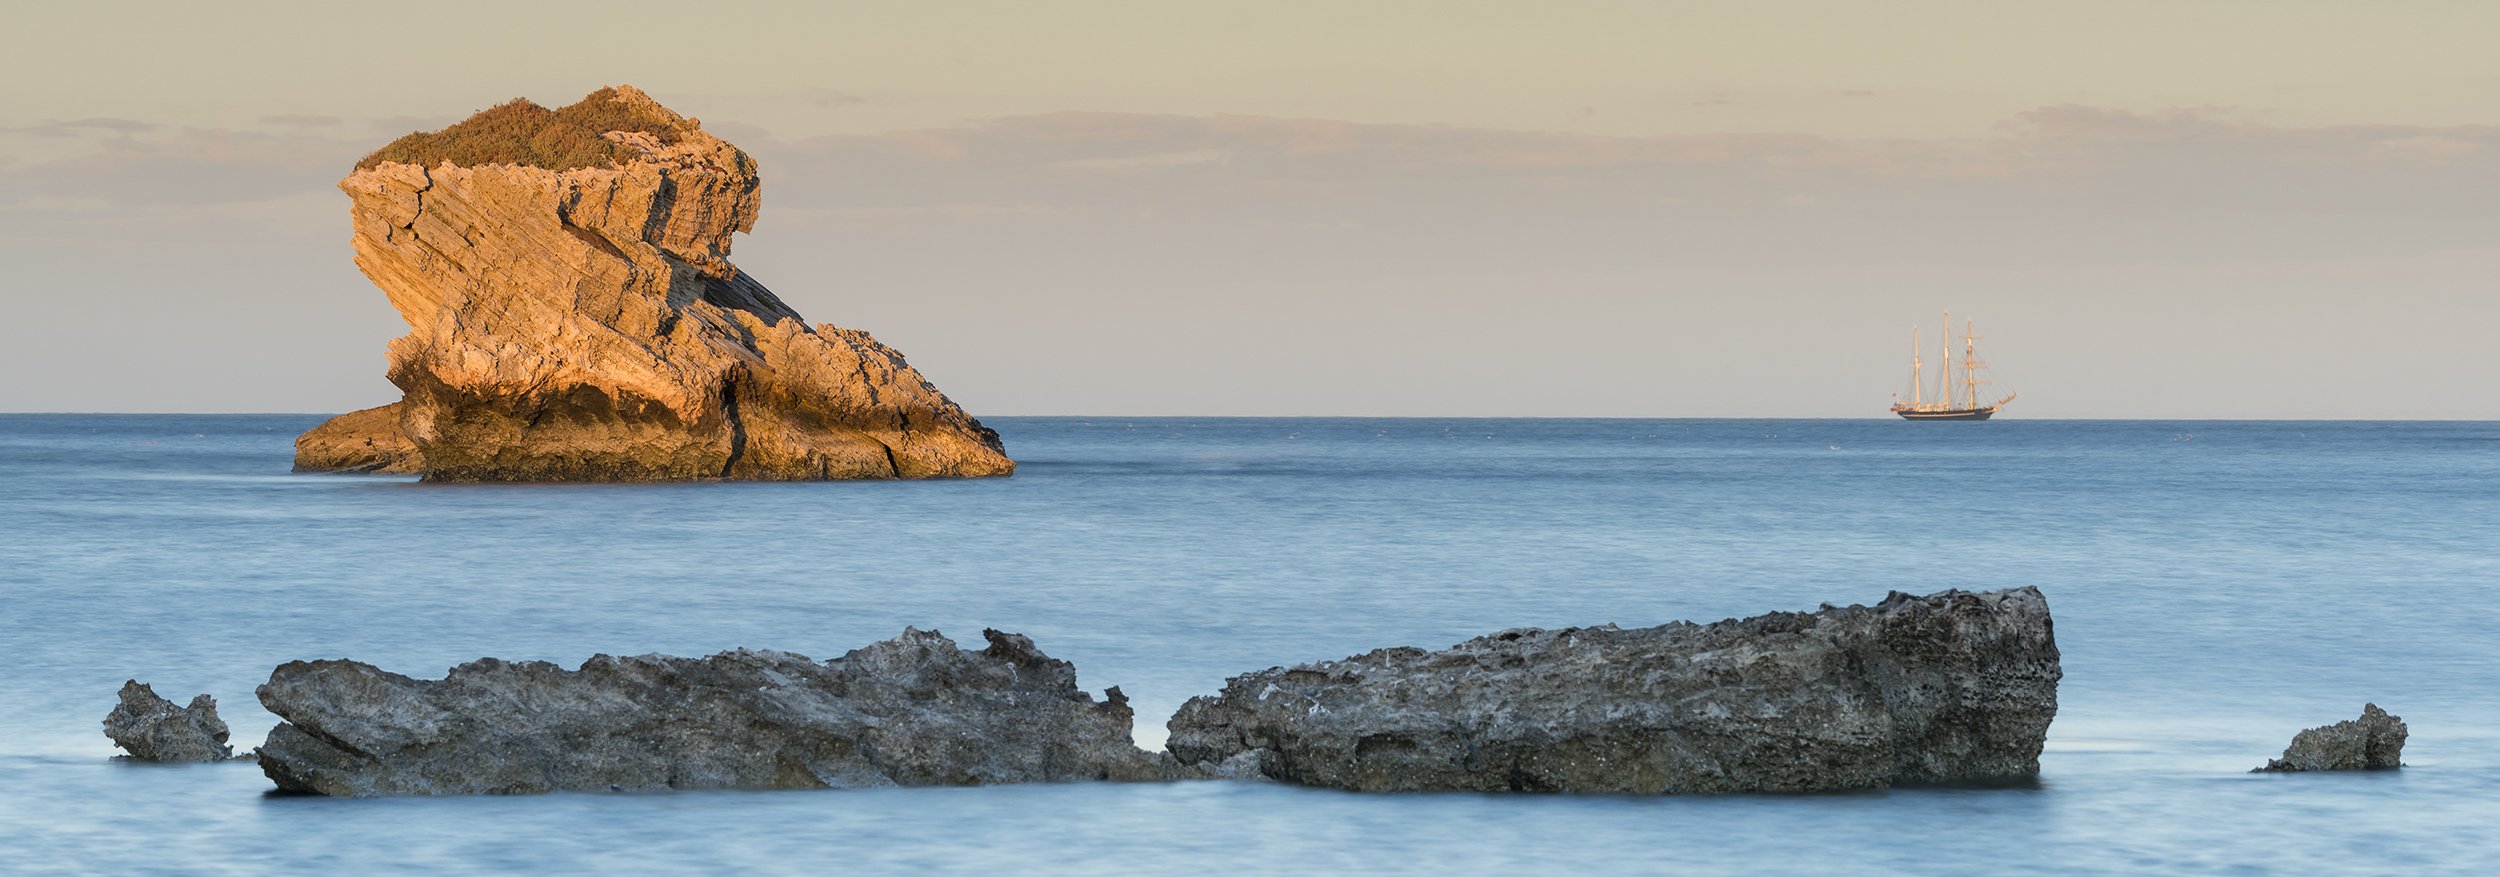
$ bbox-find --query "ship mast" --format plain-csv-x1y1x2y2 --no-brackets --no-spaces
1910,326,1923,405
1940,311,1953,408
1962,316,1979,410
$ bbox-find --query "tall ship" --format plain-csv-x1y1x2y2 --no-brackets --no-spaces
1890,312,2016,420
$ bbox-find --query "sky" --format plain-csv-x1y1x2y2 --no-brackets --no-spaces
2,1,2493,418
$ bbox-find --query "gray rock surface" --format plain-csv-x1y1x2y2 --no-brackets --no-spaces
1166,587,2061,793
254,628,1168,796
103,680,233,762
2255,704,2407,772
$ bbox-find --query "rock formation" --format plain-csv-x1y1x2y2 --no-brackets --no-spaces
103,680,234,762
253,628,1167,796
293,404,422,473
296,86,1011,481
1166,587,2061,794
2255,704,2407,772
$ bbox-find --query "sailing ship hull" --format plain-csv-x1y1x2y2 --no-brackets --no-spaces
1893,408,1996,421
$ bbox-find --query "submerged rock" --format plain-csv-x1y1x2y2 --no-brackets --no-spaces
254,628,1166,796
1166,587,2061,794
103,680,233,762
2255,704,2407,772
298,85,1011,481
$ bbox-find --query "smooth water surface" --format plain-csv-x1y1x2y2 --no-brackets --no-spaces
3,415,2496,875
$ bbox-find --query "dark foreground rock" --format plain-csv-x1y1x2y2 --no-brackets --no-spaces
103,680,233,762
2255,704,2407,772
255,628,1167,796
1166,587,2061,794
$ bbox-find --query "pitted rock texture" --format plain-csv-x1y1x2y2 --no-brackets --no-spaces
253,628,1166,796
103,680,234,762
2256,704,2407,772
1166,587,2061,794
297,85,1010,481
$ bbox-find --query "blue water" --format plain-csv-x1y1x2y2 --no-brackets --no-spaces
3,415,2496,875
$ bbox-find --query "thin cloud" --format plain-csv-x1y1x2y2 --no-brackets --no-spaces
8,117,161,137
258,114,342,128
2000,104,2254,141
2373,134,2481,159
804,88,866,109
0,125,365,207
698,118,780,146
808,111,1916,177
815,106,2498,179
732,104,2498,288
1056,149,1232,171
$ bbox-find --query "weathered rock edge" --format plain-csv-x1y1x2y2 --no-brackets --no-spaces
297,85,1011,482
104,680,234,763
2255,703,2406,772
254,629,1173,796
1165,587,2062,793
293,403,422,473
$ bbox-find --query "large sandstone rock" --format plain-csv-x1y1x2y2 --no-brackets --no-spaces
103,680,234,763
2255,704,2407,772
253,629,1167,796
292,403,421,473
298,86,1011,481
1166,587,2061,793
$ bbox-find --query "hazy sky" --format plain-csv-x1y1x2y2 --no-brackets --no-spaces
3,1,2493,417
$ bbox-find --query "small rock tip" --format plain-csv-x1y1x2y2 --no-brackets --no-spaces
981,628,1049,667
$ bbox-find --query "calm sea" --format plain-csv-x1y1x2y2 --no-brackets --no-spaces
3,415,2495,875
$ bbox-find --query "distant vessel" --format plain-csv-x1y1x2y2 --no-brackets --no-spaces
1890,312,2016,420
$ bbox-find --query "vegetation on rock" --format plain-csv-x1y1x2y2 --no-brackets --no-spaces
355,87,687,172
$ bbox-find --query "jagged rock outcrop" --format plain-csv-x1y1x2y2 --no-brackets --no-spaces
2255,704,2407,772
297,86,1011,481
103,680,234,762
293,403,422,473
1166,587,2061,794
253,628,1167,796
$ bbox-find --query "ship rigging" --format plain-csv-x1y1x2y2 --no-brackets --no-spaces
1890,312,2016,420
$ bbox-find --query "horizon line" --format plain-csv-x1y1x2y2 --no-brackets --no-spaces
3,412,2493,424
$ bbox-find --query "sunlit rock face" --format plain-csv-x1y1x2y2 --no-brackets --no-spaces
1166,587,2063,794
299,85,1011,481
292,403,421,473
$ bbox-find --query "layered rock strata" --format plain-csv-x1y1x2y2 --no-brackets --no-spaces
103,680,234,762
2255,704,2407,772
297,86,1010,481
1166,587,2062,793
253,628,1166,796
